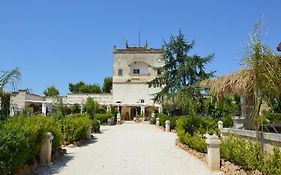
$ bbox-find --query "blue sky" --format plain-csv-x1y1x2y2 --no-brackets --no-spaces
0,0,280,95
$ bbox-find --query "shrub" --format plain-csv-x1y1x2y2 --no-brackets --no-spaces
95,112,113,124
157,113,178,130
176,116,219,153
221,134,281,175
92,118,100,133
63,114,91,143
0,115,63,175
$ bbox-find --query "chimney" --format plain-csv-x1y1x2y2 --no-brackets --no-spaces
277,42,281,52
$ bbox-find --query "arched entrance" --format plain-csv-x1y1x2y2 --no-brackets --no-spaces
130,107,137,120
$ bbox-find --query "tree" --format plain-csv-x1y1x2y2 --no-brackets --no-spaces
148,31,214,115
102,77,112,93
242,21,281,130
43,85,59,97
68,81,102,94
83,97,99,118
0,68,21,119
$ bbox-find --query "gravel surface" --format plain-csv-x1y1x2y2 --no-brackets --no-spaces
38,122,222,175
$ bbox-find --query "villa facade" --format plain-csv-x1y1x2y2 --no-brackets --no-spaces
112,42,164,120
10,42,164,120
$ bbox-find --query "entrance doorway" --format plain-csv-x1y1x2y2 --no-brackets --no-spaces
130,107,137,120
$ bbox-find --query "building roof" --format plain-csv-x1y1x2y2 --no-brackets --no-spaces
113,41,162,54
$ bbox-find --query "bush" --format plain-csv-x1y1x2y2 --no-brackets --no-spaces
176,116,219,153
157,113,179,130
0,115,63,175
92,118,100,133
95,112,114,124
221,134,281,175
264,113,281,123
63,114,91,143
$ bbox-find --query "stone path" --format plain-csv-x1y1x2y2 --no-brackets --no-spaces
38,122,221,175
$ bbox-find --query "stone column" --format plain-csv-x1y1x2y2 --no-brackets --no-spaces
217,121,223,130
141,105,145,122
42,103,47,116
106,105,111,112
40,132,54,166
86,125,92,139
10,104,15,116
80,104,83,114
117,112,121,124
206,134,221,172
165,120,171,132
156,117,160,126
158,106,163,113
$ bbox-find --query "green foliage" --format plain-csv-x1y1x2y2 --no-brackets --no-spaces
71,104,81,114
43,85,60,97
102,77,112,93
91,118,100,133
0,115,63,175
83,97,99,118
175,116,221,153
95,112,114,124
0,93,10,119
263,113,281,123
184,132,207,153
69,81,101,94
157,113,178,130
63,114,91,143
0,68,20,120
268,96,281,113
221,135,281,174
148,31,214,102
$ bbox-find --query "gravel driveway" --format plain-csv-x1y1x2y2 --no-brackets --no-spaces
38,122,221,175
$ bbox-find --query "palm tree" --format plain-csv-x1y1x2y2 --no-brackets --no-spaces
242,22,281,131
0,68,21,118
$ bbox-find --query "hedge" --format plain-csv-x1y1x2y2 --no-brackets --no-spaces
157,113,179,130
95,112,114,124
221,135,281,175
175,116,221,153
62,114,91,143
0,115,63,175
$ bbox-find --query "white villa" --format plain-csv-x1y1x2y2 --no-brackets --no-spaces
10,42,164,120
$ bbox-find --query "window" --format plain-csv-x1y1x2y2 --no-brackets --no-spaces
118,69,123,76
140,99,145,103
133,69,140,74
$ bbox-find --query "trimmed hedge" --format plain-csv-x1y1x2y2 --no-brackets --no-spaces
221,135,281,175
95,112,114,124
63,114,91,143
157,113,179,130
0,115,63,175
175,116,220,153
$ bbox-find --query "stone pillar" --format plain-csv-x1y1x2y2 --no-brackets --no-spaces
42,103,47,116
158,106,163,113
80,104,83,114
141,105,145,122
106,105,111,112
217,121,223,130
86,125,92,139
165,120,171,132
206,135,221,172
10,104,15,116
117,112,121,124
40,132,54,166
156,117,160,126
